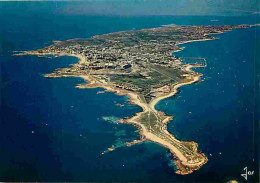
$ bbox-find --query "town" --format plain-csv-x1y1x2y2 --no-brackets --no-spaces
31,24,249,103
18,24,250,175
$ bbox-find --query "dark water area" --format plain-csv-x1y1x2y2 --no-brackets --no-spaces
157,27,260,182
0,2,259,182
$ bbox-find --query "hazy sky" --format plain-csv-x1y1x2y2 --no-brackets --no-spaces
1,0,260,15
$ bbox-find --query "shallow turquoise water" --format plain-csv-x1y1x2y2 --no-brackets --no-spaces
0,2,259,182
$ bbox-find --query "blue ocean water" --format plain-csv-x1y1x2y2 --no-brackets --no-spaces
157,27,260,182
0,2,259,182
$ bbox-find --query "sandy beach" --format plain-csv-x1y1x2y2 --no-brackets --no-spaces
15,36,209,175
77,60,207,173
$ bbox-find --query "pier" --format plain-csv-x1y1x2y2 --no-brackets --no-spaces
179,57,207,67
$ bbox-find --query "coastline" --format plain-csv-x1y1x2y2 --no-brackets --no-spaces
7,14,256,181
14,36,210,175
149,65,202,111
74,48,208,174
122,63,207,174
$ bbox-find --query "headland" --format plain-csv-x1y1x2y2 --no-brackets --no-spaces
15,24,251,175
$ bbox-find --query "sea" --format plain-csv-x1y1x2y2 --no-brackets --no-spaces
0,2,259,182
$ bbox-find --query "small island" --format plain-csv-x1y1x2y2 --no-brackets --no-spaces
16,24,250,175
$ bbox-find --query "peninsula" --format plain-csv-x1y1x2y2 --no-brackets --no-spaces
16,24,250,175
